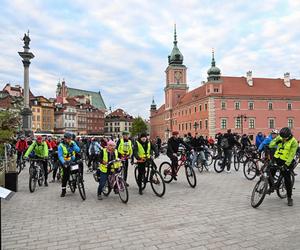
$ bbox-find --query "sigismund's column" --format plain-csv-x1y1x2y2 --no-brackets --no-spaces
18,31,34,134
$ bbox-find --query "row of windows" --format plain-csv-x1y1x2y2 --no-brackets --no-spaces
178,120,209,131
105,122,132,127
221,101,293,111
219,118,294,129
174,103,208,117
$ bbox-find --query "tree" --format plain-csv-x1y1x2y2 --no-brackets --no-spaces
0,110,21,156
130,117,148,137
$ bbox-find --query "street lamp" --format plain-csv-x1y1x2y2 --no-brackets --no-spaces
193,121,199,131
237,114,247,134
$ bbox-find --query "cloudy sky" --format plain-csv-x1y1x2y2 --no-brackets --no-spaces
1,0,300,118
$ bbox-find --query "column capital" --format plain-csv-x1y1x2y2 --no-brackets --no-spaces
22,60,31,67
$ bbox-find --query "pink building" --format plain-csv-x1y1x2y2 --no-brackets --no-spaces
150,28,300,142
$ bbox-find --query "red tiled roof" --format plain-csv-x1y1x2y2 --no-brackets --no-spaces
66,97,79,106
155,104,165,115
221,76,300,98
175,85,206,107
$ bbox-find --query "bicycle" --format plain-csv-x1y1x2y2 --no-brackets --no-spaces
98,159,129,203
159,149,197,188
251,163,295,208
28,158,46,193
243,150,264,180
16,152,26,174
194,147,213,172
67,161,86,200
134,157,166,197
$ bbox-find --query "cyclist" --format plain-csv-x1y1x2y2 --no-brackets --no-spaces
58,132,82,197
269,127,298,206
24,136,49,186
49,137,59,183
16,135,28,165
133,133,157,195
88,137,102,171
97,140,121,200
191,135,207,170
116,131,133,186
166,131,191,181
241,134,251,151
258,129,278,160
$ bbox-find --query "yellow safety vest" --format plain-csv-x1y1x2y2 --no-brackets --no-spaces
60,143,75,161
136,141,151,159
118,139,132,156
99,149,121,173
274,137,298,166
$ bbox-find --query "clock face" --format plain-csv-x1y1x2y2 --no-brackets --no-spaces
174,71,182,83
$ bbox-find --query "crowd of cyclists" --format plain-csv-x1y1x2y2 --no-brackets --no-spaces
11,126,300,206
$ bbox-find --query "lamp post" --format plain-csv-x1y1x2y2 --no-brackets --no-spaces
193,121,199,133
237,114,247,134
18,31,34,135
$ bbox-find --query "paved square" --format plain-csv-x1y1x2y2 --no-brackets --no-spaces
2,156,300,250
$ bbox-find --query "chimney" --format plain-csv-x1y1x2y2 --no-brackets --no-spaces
284,72,290,87
246,71,253,86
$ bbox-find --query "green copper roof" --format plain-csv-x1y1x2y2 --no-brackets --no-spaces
67,87,106,110
207,50,221,81
168,24,183,65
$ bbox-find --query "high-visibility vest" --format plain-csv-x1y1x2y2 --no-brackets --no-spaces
136,141,151,159
118,139,132,156
59,142,76,161
99,149,121,173
274,137,298,165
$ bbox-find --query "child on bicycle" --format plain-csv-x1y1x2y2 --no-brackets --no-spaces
97,140,121,200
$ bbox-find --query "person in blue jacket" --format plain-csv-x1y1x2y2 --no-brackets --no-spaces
255,132,265,148
258,130,278,159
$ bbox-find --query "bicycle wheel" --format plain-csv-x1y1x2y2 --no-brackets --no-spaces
206,152,213,166
185,165,197,188
159,162,173,183
243,160,257,180
38,169,44,186
102,180,111,196
214,158,225,173
69,175,76,193
117,177,129,203
276,175,287,199
150,170,166,197
234,155,240,171
17,161,22,175
29,168,37,193
251,178,268,208
134,165,146,189
77,175,86,200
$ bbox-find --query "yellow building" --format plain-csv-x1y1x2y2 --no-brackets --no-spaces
31,96,54,132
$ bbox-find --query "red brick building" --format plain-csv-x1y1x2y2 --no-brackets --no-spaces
150,28,300,142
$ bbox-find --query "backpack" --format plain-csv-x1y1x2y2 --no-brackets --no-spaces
220,137,229,149
90,142,96,155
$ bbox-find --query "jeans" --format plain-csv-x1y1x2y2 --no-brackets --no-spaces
222,149,232,171
167,154,178,176
122,158,129,182
137,162,146,189
98,171,109,195
193,151,207,168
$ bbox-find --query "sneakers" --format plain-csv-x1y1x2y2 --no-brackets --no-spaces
288,198,293,206
44,181,48,187
98,194,103,200
60,189,66,197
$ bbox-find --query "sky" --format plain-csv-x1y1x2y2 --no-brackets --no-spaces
1,0,300,118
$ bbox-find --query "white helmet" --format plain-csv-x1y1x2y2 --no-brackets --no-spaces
271,129,279,134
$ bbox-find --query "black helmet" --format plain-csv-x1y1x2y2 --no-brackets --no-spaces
279,127,292,139
64,132,72,139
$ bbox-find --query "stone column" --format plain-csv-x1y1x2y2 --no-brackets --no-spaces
18,32,34,135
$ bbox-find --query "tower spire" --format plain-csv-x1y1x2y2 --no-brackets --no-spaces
174,23,177,45
211,48,216,67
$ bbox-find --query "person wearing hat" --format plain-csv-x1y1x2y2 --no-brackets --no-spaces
97,140,122,200
269,127,298,206
58,132,82,197
133,133,157,195
24,135,49,186
258,129,279,160
16,134,28,166
167,131,191,180
116,131,132,185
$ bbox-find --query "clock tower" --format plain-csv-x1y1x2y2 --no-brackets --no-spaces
164,25,188,133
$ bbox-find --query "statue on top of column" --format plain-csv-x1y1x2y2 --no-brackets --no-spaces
23,31,30,49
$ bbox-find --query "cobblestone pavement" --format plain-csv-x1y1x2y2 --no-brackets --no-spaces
2,155,300,250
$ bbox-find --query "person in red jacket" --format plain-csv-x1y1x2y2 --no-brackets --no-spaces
16,135,28,163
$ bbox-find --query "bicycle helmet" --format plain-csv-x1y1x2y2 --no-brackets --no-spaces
279,127,292,139
64,132,73,139
271,129,279,134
